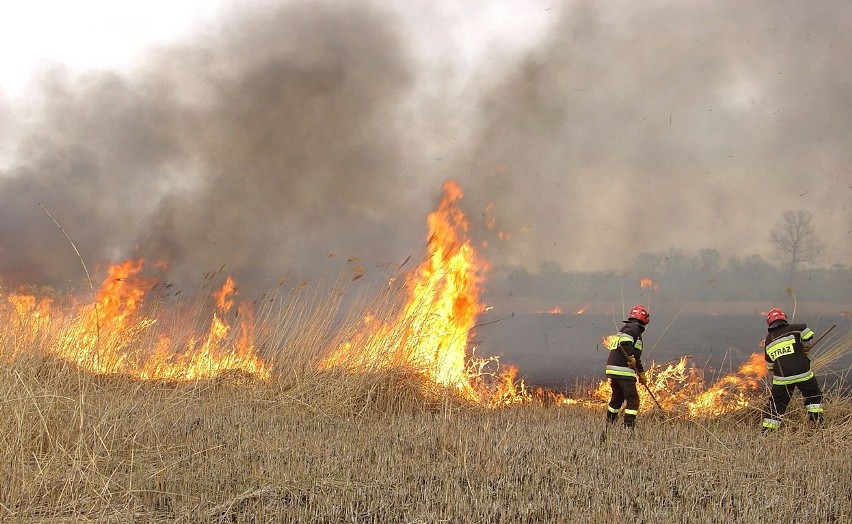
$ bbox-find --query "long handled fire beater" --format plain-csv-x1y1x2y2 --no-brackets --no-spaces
810,324,836,351
616,344,664,411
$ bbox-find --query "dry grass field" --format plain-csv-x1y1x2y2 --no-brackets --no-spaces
2,357,851,523
3,187,850,523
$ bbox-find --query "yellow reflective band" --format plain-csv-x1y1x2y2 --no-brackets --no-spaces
806,404,824,413
624,409,638,416
607,406,620,414
607,332,641,350
617,334,634,345
762,418,781,429
606,365,637,378
772,371,813,385
802,328,814,341
766,334,796,361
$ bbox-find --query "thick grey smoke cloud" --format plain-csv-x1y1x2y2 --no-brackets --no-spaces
1,0,850,294
1,1,428,291
457,1,852,272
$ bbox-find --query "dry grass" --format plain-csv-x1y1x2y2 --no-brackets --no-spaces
2,354,851,522
2,279,851,523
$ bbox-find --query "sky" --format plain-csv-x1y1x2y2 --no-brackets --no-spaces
0,0,850,294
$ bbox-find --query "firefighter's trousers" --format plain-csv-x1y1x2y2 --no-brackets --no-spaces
606,376,640,427
763,376,823,430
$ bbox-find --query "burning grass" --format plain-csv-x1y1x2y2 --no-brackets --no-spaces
2,269,851,522
2,277,851,522
3,178,852,521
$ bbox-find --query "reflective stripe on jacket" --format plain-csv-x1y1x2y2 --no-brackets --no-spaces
764,322,814,383
605,319,645,377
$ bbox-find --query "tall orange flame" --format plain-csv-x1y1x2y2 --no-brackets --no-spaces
321,180,506,401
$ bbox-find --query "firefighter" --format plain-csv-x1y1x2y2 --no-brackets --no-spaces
604,304,649,428
761,307,823,432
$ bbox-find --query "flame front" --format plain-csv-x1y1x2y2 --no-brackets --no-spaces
589,352,767,417
321,180,494,400
0,180,780,414
684,352,766,416
535,306,563,315
138,276,270,381
56,259,155,374
7,261,271,381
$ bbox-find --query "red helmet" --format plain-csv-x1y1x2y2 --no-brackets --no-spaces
628,304,650,324
766,307,787,325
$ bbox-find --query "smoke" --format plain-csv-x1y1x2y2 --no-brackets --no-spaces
457,1,852,272
1,1,427,291
1,0,850,295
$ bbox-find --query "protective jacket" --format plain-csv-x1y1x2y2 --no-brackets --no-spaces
764,321,815,385
605,318,645,378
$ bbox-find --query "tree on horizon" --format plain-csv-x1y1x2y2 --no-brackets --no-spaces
769,210,824,284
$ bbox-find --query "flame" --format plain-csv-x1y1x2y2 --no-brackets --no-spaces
0,180,778,416
535,306,563,315
213,276,237,311
55,259,155,374
640,278,658,291
589,352,767,417
684,352,766,416
3,293,53,360
5,260,271,381
575,304,589,315
321,180,523,403
139,278,270,381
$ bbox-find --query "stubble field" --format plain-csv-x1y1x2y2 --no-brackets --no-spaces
2,356,851,523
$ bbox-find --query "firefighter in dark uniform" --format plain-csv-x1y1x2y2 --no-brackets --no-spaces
605,305,650,428
761,307,823,432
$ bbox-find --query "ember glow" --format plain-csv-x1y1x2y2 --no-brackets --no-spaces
483,202,512,243
535,306,563,315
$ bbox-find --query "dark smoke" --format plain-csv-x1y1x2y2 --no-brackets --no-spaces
0,1,426,293
1,0,850,297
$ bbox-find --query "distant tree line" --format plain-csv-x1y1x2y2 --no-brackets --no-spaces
488,210,846,306
488,249,851,305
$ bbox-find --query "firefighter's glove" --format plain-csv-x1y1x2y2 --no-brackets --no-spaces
638,372,648,386
626,355,637,369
